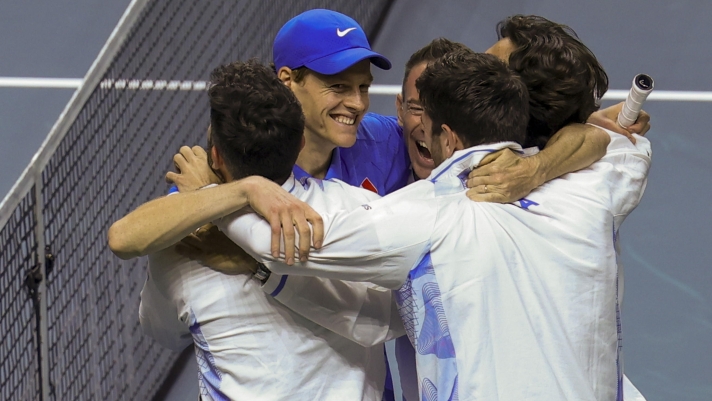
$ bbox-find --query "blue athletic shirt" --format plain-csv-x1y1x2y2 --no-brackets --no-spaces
291,112,411,401
292,113,411,196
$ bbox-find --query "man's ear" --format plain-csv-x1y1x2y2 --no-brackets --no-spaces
395,93,405,127
278,66,294,88
210,146,222,170
440,124,464,157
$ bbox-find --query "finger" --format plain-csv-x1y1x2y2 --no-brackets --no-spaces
193,223,215,240
639,122,651,136
280,212,296,265
628,121,649,136
467,155,502,181
605,123,628,136
477,150,505,167
466,189,509,203
467,162,497,179
165,171,179,184
180,233,203,248
617,129,636,144
626,122,642,134
179,145,197,163
192,146,208,160
268,215,282,260
173,153,188,172
636,111,651,125
469,150,514,179
293,214,312,262
466,175,492,189
306,210,324,249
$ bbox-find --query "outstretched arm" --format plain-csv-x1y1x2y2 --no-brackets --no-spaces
174,218,406,346
160,145,408,345
466,124,609,202
587,101,651,138
108,176,322,264
465,102,651,203
217,191,435,289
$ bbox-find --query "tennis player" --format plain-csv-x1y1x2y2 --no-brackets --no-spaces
122,61,393,400
110,10,651,400
215,50,651,400
177,17,651,399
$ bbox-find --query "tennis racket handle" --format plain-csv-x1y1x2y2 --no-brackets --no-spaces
617,74,654,128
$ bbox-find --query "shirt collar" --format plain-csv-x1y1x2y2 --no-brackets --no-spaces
281,173,298,194
292,147,343,181
427,141,524,183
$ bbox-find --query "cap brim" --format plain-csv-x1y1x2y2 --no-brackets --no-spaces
305,47,392,75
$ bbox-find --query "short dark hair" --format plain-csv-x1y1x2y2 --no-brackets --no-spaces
416,50,529,147
498,15,609,148
209,60,304,183
402,38,469,93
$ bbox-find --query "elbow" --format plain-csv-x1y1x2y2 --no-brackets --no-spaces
107,220,140,260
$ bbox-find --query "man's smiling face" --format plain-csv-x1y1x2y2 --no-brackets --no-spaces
290,59,373,150
397,62,434,179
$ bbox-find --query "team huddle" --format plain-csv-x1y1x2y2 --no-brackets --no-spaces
108,9,652,401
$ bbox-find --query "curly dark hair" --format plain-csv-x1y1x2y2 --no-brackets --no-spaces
416,49,529,148
498,15,609,148
402,37,470,93
209,60,305,183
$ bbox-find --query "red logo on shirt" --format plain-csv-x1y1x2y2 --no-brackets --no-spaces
360,178,378,194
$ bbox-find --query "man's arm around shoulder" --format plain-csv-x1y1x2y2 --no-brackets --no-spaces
108,176,323,264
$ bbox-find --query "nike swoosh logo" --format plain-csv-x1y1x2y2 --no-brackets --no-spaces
337,27,357,37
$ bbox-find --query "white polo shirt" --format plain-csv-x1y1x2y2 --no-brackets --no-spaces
218,131,651,401
138,182,389,400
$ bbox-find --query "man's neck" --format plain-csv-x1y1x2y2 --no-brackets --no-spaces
295,131,336,179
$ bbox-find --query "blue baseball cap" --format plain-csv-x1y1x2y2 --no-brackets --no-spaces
273,9,391,75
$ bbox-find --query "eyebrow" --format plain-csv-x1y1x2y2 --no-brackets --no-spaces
406,99,422,105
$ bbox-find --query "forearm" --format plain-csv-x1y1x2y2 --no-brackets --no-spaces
219,194,435,289
108,179,254,259
265,274,405,346
535,123,611,183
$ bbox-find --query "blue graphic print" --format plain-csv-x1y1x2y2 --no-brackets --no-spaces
189,310,228,401
395,275,418,345
397,252,459,401
517,198,539,210
418,282,456,359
